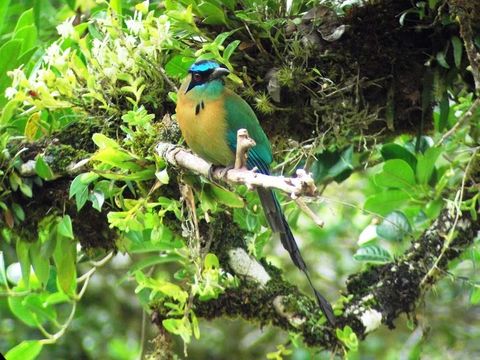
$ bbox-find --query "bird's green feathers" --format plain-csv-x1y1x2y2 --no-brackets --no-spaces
223,91,273,172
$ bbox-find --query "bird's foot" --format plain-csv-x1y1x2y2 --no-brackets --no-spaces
208,164,233,182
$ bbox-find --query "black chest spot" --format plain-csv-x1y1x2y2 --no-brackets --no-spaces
195,101,205,116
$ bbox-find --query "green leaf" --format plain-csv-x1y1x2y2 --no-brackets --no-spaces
5,340,43,360
198,2,227,25
89,190,105,211
451,36,463,68
165,55,195,78
0,251,7,286
336,326,359,351
128,237,183,253
19,181,33,198
213,31,233,46
438,92,450,131
374,159,416,189
0,0,11,34
162,317,192,343
11,202,25,221
436,51,449,69
357,224,378,246
13,24,37,56
35,156,55,180
8,294,37,327
69,174,87,198
416,146,442,184
53,234,77,297
0,40,22,107
16,240,31,288
364,189,410,216
376,211,412,241
210,184,244,208
1,99,20,124
69,175,89,211
470,286,480,305
380,143,417,170
155,169,170,184
353,245,392,264
128,254,183,274
14,9,34,33
57,215,74,239
204,253,219,269
87,22,103,40
75,187,88,210
191,312,200,340
92,133,121,149
311,146,354,184
43,291,70,306
23,294,57,323
93,148,138,170
30,242,50,287
110,0,122,16
223,40,240,62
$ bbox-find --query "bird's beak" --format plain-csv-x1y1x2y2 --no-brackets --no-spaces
209,67,230,80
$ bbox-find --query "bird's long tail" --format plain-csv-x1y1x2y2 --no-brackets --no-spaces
257,187,336,326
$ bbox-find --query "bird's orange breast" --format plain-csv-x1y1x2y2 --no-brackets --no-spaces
176,94,235,166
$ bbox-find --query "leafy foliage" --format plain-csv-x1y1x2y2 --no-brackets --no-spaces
0,0,478,359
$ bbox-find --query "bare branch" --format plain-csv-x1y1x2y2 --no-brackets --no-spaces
156,142,317,197
234,129,256,170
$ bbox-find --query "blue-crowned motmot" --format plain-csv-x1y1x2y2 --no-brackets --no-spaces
175,60,335,325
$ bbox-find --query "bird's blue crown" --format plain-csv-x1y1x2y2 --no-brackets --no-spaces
189,60,220,73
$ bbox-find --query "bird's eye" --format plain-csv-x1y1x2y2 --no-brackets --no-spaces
193,73,202,82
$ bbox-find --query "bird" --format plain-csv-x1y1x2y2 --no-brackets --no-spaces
175,59,335,325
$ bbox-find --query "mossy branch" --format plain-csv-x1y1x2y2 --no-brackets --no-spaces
150,203,479,351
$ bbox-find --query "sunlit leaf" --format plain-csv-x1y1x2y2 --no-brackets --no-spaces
358,224,378,246
374,159,415,189
416,146,442,184
57,215,74,239
8,293,37,327
165,55,195,78
35,156,55,180
92,133,121,149
470,286,480,305
5,340,43,360
204,253,219,269
364,189,410,216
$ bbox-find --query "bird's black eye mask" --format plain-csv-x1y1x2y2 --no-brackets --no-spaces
186,69,213,93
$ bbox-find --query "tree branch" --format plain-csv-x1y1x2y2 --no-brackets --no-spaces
156,142,316,198
153,204,479,351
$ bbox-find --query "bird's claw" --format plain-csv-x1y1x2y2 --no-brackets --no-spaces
208,164,233,182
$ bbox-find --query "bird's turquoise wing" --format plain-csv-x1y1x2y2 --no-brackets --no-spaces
223,91,273,172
